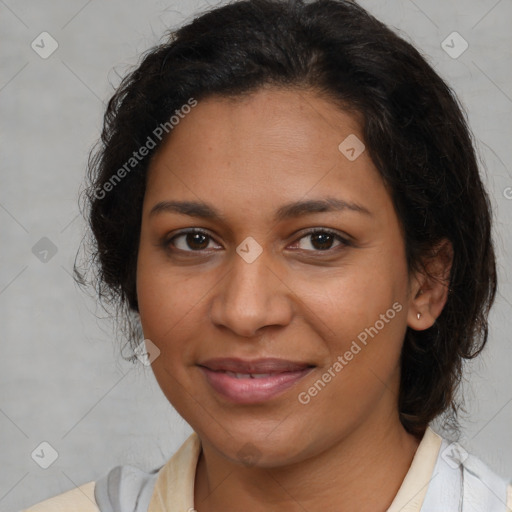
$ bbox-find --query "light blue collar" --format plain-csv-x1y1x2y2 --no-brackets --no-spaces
421,436,510,511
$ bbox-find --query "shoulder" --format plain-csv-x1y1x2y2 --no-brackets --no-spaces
22,481,99,512
434,435,512,511
461,450,512,510
19,434,199,512
94,463,160,511
21,463,160,512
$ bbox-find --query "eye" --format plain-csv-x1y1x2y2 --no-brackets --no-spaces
167,229,221,252
164,228,351,254
290,229,350,252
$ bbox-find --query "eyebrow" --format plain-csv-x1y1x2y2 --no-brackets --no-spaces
149,197,372,222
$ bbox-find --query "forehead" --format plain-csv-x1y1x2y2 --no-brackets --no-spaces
144,87,388,219
152,87,365,162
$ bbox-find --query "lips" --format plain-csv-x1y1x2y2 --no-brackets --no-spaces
199,357,312,374
198,358,315,404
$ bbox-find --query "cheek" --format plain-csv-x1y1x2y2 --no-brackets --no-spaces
303,291,407,420
136,249,181,347
136,261,200,405
136,251,217,375
311,264,406,336
137,282,195,354
305,264,409,395
136,242,193,331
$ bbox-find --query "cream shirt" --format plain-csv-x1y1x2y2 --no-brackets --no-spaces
23,426,512,511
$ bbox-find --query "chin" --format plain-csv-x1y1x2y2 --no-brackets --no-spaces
205,426,313,468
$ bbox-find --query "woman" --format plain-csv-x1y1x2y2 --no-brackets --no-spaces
23,0,511,510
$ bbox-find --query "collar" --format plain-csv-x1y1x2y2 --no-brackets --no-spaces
148,426,442,512
148,431,201,512
386,426,442,511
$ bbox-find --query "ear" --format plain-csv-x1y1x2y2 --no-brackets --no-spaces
407,238,453,331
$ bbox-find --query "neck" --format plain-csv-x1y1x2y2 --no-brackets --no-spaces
194,415,423,512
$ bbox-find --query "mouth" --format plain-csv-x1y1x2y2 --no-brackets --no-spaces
197,358,315,404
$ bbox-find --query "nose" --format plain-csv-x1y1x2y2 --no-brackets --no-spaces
208,246,294,338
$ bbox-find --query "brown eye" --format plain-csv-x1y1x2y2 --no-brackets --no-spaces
292,229,350,252
167,229,219,252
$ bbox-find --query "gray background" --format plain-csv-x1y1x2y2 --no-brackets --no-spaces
1,0,511,510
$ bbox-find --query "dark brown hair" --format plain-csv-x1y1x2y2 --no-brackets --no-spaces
77,0,497,439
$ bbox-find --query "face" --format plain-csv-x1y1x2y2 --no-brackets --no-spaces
136,87,417,467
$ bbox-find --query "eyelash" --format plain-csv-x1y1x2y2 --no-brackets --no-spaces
163,227,352,255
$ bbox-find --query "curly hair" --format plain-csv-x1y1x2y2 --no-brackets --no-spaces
77,0,497,440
